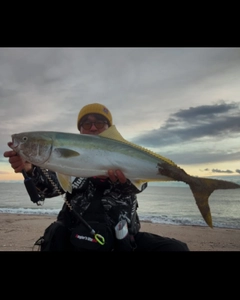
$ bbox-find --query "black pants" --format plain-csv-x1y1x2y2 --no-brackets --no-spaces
39,221,189,252
133,231,189,251
40,221,72,251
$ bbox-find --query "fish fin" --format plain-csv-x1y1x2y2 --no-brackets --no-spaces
189,182,214,228
56,173,72,193
158,162,216,227
158,162,240,228
189,177,240,228
53,148,80,158
100,126,177,167
130,179,147,190
99,125,128,143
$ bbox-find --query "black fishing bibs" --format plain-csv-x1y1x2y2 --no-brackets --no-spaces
70,221,115,251
66,177,111,216
65,177,115,251
54,176,142,251
65,176,142,236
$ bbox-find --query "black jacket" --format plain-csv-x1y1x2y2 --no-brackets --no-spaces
29,166,147,235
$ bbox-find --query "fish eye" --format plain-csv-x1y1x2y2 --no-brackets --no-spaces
22,136,28,142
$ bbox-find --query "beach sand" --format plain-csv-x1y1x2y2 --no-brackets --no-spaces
0,213,240,251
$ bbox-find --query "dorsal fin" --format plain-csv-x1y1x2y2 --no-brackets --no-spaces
99,125,127,143
99,125,177,167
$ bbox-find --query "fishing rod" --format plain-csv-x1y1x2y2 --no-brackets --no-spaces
22,169,44,205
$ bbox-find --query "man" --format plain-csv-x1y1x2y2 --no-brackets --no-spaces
4,103,189,251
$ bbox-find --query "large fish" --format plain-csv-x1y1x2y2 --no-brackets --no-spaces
10,125,240,228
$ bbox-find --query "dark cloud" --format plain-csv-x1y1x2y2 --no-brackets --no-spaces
170,102,236,119
212,169,234,174
158,149,240,165
200,169,240,175
132,101,240,147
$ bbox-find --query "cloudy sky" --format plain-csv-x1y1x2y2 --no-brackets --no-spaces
0,47,239,182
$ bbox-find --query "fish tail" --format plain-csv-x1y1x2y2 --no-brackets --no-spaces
188,178,215,228
189,177,240,228
158,162,240,228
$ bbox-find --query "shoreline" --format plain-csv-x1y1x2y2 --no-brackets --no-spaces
0,213,240,251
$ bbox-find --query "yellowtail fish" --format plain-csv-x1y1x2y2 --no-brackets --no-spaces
10,125,240,228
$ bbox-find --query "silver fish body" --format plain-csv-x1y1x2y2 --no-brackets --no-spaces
11,131,173,181
10,125,240,228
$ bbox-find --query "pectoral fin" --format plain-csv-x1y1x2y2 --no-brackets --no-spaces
53,148,80,158
130,179,147,191
56,173,72,193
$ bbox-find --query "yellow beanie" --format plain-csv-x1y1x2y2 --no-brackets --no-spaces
77,103,113,130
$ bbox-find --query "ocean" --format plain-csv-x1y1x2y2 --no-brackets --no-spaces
0,179,239,229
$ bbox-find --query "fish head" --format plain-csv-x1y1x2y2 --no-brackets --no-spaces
10,131,53,165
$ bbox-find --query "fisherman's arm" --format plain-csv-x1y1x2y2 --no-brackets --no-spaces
3,148,33,174
4,147,64,198
26,165,65,198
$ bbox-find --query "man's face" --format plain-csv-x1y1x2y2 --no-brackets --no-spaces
79,114,109,135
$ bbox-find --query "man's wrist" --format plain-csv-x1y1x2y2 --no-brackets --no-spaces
25,164,33,175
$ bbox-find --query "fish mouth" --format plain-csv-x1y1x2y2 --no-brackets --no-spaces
9,137,19,152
